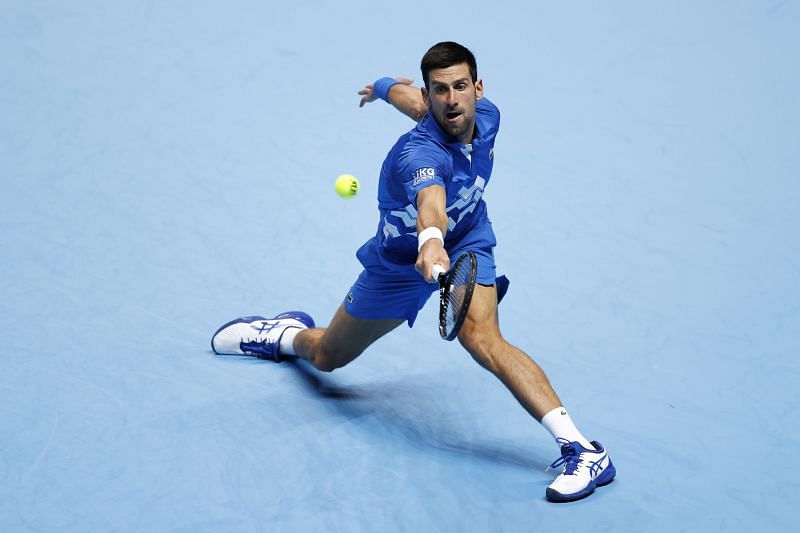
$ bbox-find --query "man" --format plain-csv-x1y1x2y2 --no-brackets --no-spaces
212,42,615,502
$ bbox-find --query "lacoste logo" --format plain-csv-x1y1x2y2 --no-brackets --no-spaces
346,293,354,304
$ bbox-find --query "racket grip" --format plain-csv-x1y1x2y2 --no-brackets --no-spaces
431,264,446,280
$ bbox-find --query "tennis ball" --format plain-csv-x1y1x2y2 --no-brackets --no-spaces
335,174,359,199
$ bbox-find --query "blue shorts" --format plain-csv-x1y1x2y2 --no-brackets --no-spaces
343,240,498,327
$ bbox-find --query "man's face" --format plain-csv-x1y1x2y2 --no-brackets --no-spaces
423,63,483,144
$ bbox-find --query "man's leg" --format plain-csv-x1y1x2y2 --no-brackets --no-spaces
458,283,615,502
457,283,592,445
293,304,404,372
456,283,562,421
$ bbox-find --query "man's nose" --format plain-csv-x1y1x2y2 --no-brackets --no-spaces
446,88,457,105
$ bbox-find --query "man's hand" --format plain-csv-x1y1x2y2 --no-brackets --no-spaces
358,77,415,108
416,238,450,283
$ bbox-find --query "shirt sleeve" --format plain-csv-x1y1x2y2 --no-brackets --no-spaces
476,98,500,141
395,140,450,206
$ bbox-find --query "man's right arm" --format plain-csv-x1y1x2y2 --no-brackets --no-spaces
358,77,429,122
414,185,450,282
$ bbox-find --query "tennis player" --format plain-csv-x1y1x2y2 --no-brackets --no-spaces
212,42,615,502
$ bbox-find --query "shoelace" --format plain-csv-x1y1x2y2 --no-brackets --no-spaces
240,339,277,358
239,320,304,359
240,321,279,348
546,438,580,475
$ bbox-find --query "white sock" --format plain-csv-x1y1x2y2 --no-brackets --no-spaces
541,407,595,450
278,327,301,355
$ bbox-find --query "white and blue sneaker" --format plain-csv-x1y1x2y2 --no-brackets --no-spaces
546,439,616,502
211,311,315,361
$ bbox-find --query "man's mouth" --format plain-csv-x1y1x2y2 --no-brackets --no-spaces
445,111,461,121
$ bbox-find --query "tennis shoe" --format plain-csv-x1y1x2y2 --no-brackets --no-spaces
211,311,315,361
546,439,615,502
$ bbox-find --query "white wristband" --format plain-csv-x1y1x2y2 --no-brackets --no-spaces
417,226,444,251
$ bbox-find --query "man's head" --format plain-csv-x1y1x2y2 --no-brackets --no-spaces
420,41,478,89
420,42,483,144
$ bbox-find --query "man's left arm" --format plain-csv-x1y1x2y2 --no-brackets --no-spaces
358,77,428,122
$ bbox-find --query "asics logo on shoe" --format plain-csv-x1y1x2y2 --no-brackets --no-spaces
587,454,608,477
251,321,279,334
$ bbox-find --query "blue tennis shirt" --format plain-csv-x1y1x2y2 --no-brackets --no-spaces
357,97,501,274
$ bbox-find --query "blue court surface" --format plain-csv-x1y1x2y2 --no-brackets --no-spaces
2,1,798,531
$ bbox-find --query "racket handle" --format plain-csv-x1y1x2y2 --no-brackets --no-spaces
431,264,446,280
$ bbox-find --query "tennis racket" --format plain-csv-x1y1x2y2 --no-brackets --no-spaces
431,252,478,341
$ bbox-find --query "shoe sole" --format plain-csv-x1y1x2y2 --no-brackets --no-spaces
546,461,616,503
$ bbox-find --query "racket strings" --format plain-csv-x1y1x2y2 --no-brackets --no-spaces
443,260,472,333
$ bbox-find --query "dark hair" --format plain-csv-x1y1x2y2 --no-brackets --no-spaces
420,41,478,89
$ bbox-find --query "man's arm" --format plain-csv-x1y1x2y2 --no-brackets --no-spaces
414,185,450,282
358,77,429,122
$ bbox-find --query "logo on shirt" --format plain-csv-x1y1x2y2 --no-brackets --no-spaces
489,148,494,159
412,167,436,187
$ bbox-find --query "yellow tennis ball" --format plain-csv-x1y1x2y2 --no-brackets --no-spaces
335,174,359,199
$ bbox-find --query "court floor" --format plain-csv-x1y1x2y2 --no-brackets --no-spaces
2,2,798,531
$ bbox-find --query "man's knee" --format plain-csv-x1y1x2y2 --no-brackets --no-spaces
458,326,504,372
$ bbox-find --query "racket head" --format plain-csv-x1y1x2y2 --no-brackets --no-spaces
438,252,478,340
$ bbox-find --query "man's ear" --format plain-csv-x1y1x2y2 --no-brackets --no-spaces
421,86,430,106
475,79,483,100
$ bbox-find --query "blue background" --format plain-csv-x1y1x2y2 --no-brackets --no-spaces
2,1,798,531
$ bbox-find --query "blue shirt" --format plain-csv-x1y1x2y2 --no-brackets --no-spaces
358,97,500,273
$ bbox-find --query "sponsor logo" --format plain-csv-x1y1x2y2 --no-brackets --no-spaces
346,293,354,304
489,148,494,159
251,321,277,334
412,167,436,187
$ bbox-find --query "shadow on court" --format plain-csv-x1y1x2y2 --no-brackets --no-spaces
284,358,550,473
